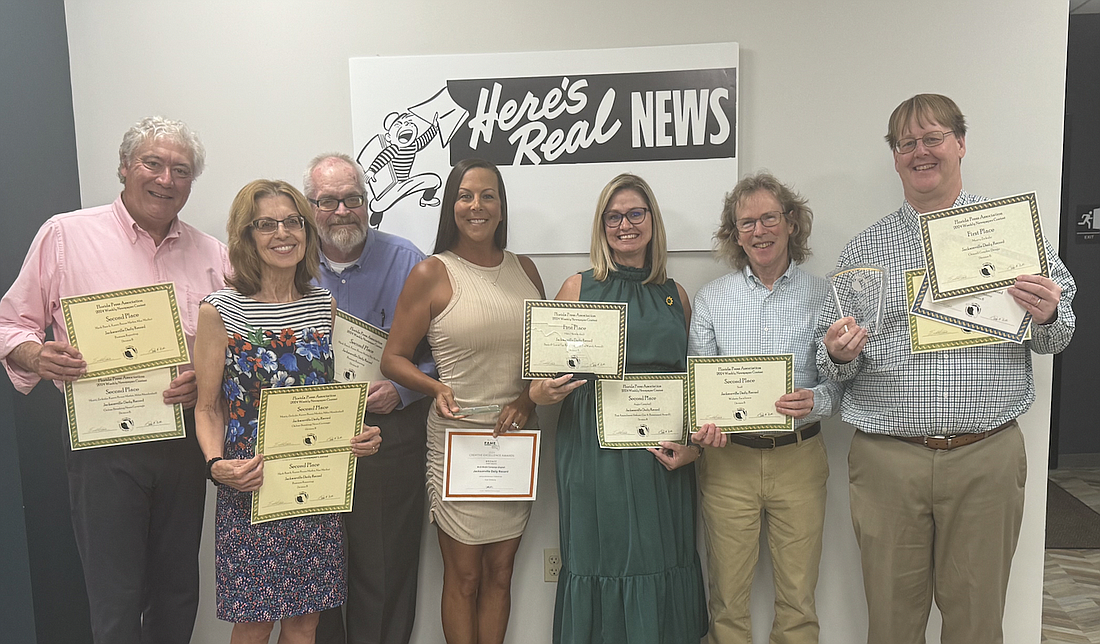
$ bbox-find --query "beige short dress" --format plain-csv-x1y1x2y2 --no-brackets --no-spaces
425,250,541,545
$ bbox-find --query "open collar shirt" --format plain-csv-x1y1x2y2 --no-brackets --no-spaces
0,196,230,394
814,191,1076,437
316,228,435,408
689,262,842,428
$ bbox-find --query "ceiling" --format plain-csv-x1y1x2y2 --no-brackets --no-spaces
1071,0,1100,13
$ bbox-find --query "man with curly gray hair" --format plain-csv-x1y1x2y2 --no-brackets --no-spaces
0,116,230,644
689,171,841,644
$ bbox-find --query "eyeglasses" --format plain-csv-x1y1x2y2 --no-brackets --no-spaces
137,157,193,181
735,211,787,233
308,195,365,211
894,131,955,154
251,215,306,234
603,208,649,228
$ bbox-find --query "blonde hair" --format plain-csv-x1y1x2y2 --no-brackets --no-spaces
589,174,668,284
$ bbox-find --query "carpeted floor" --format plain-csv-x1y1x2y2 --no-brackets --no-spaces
1047,479,1100,549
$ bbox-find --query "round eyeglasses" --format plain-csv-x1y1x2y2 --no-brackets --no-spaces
251,215,306,234
894,131,955,154
308,195,366,212
735,211,787,233
603,208,649,228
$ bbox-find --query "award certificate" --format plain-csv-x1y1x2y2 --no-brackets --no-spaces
522,300,626,379
251,382,369,524
595,373,688,448
251,451,357,524
903,270,1019,353
908,269,1030,344
443,430,541,500
919,192,1048,301
256,382,369,457
61,283,189,379
688,355,793,433
333,309,386,383
64,366,185,450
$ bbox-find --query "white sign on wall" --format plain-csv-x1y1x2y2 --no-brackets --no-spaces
350,43,738,254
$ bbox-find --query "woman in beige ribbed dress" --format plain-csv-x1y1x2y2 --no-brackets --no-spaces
382,158,545,644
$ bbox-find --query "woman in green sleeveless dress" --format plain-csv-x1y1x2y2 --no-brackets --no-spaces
531,174,708,644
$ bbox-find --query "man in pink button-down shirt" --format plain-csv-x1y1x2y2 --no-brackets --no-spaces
0,116,230,644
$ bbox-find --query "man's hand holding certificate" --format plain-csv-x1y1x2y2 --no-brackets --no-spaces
61,283,192,449
333,309,387,383
919,192,1048,301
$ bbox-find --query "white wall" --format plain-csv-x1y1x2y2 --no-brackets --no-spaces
62,1,1069,642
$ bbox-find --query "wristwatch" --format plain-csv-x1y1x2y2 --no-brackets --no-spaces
206,456,224,486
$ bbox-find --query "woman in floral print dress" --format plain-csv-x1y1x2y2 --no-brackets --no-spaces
194,180,381,643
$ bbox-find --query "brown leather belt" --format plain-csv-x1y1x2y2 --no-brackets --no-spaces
726,422,821,450
892,420,1014,450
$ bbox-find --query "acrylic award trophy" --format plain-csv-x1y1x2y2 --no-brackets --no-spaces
826,265,887,335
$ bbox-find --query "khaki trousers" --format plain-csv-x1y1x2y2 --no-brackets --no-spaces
848,423,1026,644
698,432,829,644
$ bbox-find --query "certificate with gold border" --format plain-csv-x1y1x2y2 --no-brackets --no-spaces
522,300,626,380
442,429,541,500
595,373,688,449
64,365,185,450
251,382,368,523
907,269,1031,346
333,309,386,383
251,452,358,524
919,192,1048,301
61,283,189,379
903,269,1023,353
688,355,793,433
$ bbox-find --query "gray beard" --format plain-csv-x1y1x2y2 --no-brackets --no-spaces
320,223,367,255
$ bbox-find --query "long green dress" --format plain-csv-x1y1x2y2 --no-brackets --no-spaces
553,266,708,644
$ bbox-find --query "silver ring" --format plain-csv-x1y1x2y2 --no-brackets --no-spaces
1035,297,1041,306
511,421,520,429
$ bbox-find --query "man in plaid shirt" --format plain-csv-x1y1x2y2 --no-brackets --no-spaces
816,94,1076,644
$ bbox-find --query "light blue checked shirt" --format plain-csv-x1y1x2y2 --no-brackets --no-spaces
815,192,1077,437
689,263,842,427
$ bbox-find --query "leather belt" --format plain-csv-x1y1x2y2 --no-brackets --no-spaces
892,420,1014,450
726,422,820,450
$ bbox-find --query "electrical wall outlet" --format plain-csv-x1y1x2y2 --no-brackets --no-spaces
544,548,562,582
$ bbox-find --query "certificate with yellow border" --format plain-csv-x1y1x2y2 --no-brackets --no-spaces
255,382,369,457
688,355,793,433
442,430,541,500
907,269,1031,345
595,373,688,449
251,382,368,523
903,270,1022,353
919,192,1048,301
522,300,626,380
61,283,189,379
251,452,358,524
64,366,185,450
333,309,386,383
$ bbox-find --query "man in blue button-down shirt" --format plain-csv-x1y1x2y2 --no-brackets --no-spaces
689,171,841,644
308,153,436,644
818,94,1076,644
